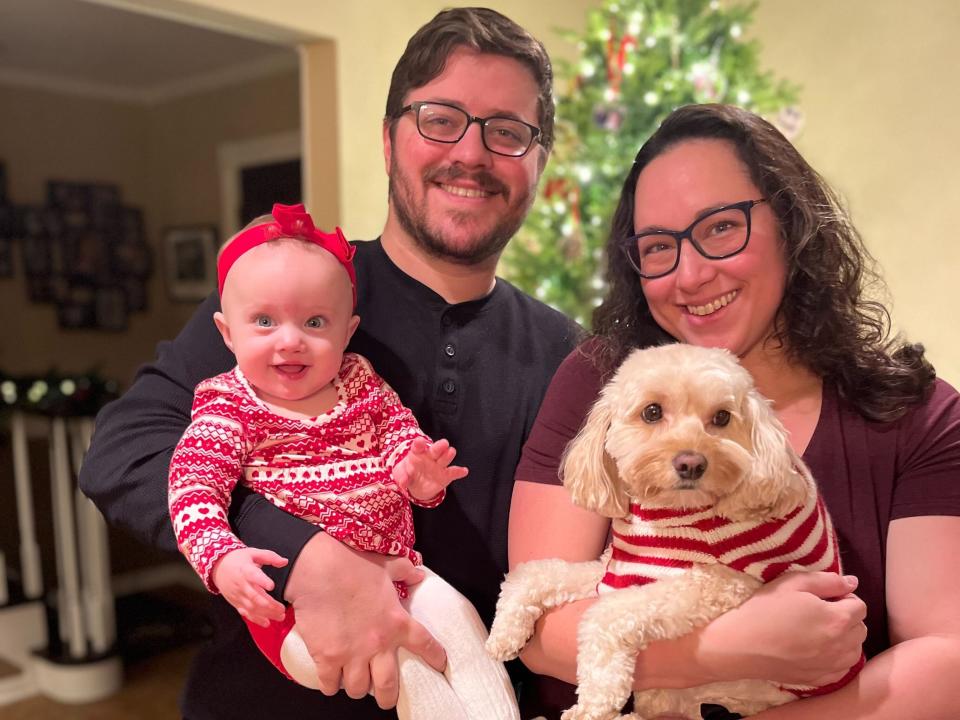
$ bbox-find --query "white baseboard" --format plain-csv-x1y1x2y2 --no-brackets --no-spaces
32,654,123,704
0,562,202,706
0,601,45,706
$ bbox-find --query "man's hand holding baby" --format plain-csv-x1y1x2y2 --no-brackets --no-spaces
392,437,469,503
212,547,288,627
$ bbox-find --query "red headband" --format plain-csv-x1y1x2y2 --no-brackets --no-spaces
217,203,357,306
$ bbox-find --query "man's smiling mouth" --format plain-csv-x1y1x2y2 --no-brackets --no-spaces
438,183,493,199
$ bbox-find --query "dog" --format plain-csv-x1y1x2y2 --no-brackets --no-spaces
486,344,860,719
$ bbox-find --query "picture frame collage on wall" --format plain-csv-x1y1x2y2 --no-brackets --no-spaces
0,161,154,331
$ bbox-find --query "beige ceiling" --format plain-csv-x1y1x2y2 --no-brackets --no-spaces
0,0,298,102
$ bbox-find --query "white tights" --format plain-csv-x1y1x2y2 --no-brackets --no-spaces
280,567,520,720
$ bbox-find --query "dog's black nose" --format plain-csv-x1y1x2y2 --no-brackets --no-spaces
672,451,707,481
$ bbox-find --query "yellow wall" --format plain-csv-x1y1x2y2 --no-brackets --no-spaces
0,70,299,384
753,0,960,384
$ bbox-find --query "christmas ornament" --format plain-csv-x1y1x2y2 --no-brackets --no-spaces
593,102,627,131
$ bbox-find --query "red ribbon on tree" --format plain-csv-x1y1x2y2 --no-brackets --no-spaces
543,178,582,227
606,24,637,96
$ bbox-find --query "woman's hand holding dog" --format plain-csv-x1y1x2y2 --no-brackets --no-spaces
695,571,867,687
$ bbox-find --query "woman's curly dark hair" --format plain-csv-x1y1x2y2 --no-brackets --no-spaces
591,103,934,422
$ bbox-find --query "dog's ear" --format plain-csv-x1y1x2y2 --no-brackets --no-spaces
729,387,811,519
560,394,628,518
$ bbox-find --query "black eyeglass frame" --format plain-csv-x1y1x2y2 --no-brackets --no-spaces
622,198,768,279
395,101,543,158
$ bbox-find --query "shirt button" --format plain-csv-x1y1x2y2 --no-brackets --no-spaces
441,314,453,327
444,343,456,357
442,379,456,394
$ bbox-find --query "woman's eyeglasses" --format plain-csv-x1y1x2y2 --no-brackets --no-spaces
622,199,767,279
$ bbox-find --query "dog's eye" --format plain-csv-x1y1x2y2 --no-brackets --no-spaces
641,403,663,423
712,409,731,427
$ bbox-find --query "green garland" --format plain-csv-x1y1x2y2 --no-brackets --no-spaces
0,371,119,417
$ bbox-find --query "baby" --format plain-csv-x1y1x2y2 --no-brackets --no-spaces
168,203,518,720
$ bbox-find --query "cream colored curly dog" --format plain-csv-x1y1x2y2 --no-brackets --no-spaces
487,344,855,720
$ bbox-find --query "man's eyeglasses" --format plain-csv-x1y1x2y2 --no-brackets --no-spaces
622,199,768,279
396,101,542,158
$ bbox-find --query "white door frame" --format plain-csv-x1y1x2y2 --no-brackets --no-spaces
217,131,302,238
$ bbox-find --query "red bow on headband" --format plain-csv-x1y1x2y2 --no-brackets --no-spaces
217,203,357,306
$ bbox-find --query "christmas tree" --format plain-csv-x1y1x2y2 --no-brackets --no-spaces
502,0,799,326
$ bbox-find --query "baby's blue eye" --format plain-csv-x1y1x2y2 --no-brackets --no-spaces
305,316,326,329
255,315,273,328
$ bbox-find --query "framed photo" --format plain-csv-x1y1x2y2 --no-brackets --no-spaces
0,205,14,239
109,237,152,278
95,286,128,331
26,275,56,303
89,185,122,229
0,237,12,278
121,277,148,313
18,206,45,239
89,184,120,211
56,283,97,328
47,180,91,212
163,225,217,301
63,228,107,281
22,234,53,276
47,181,92,230
42,207,66,238
120,207,145,244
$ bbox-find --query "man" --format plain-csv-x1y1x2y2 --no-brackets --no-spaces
80,7,579,719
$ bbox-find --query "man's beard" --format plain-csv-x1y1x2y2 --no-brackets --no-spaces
388,158,536,266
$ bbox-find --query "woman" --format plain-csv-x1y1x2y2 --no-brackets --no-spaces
512,104,960,719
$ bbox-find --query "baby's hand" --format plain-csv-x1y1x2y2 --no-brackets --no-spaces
393,437,468,502
212,547,288,627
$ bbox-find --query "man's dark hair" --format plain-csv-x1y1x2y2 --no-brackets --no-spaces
592,103,934,421
384,7,555,153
